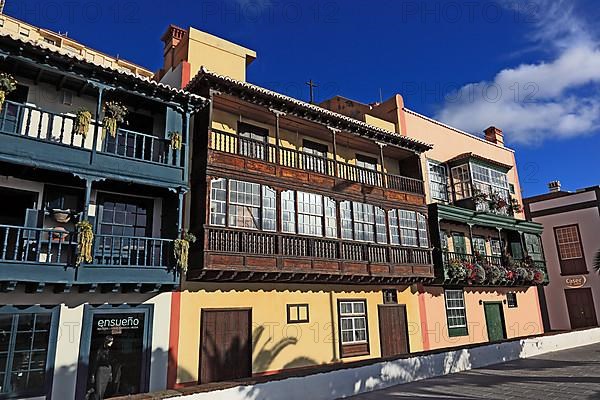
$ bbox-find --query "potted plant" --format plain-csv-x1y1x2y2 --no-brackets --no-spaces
508,198,523,216
74,108,93,139
174,231,197,273
102,101,128,139
447,259,468,282
532,269,546,285
467,262,486,285
485,264,504,285
169,131,183,150
0,72,17,112
472,188,488,209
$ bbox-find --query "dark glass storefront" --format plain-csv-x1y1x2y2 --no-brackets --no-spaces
77,305,153,400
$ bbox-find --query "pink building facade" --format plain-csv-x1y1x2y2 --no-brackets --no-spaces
524,185,600,331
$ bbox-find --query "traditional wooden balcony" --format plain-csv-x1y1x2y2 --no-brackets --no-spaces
0,224,178,292
0,101,187,188
188,226,435,284
209,129,425,198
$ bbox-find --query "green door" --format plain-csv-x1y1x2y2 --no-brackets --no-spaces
484,303,506,342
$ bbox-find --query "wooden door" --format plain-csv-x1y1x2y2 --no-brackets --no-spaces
565,288,598,329
378,305,409,357
484,302,507,342
199,309,252,384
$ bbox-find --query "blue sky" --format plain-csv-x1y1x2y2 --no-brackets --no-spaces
9,0,600,197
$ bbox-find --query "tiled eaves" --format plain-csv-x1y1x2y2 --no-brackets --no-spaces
0,31,206,105
187,67,433,153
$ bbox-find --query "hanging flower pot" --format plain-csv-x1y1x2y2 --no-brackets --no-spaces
102,101,128,139
174,231,196,273
533,269,546,285
76,220,94,266
169,131,183,150
74,108,92,139
0,72,17,112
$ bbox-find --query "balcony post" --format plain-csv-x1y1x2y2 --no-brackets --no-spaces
329,127,340,178
377,142,388,188
83,179,92,220
177,189,186,235
467,223,474,256
270,109,285,165
90,86,105,163
183,109,192,177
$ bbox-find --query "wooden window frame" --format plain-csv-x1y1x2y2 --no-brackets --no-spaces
444,289,469,337
553,224,587,276
506,292,518,308
286,304,310,324
337,299,370,358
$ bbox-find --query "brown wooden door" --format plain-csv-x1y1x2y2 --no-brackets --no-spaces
378,305,409,357
199,309,252,383
565,288,598,329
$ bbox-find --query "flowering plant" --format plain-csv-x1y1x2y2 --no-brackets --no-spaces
447,259,468,281
532,269,546,285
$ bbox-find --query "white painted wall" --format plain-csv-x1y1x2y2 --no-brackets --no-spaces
176,327,600,400
0,291,172,400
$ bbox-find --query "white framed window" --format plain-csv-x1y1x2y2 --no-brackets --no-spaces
471,163,510,212
340,201,353,240
428,160,449,201
353,202,375,242
451,165,472,200
339,301,368,344
298,192,324,237
445,290,467,335
281,190,296,234
262,186,276,231
472,236,487,255
325,197,337,238
388,210,429,248
229,179,261,229
375,207,387,244
491,239,502,256
209,178,226,226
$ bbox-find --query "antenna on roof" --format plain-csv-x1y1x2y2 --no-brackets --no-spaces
379,88,383,103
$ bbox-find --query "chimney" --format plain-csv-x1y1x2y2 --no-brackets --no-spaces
548,181,562,193
484,126,504,146
160,25,186,72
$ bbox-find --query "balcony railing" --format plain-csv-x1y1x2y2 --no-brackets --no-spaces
210,129,425,195
206,226,432,265
0,224,174,270
442,251,503,267
0,100,185,169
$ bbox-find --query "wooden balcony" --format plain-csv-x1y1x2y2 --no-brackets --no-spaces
209,129,425,199
0,101,187,188
188,227,435,284
0,224,178,292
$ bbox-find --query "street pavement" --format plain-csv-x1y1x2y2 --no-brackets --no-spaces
349,342,600,399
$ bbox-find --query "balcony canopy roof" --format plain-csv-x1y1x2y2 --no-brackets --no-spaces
187,67,433,154
0,31,207,109
446,152,513,171
433,203,543,234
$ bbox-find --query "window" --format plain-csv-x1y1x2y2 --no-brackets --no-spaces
0,310,56,398
339,202,387,243
428,160,449,201
281,190,296,233
210,179,226,226
262,186,276,231
238,122,268,160
440,231,449,251
287,304,309,324
229,180,261,229
283,190,337,238
451,165,471,200
209,178,277,231
472,237,487,256
554,225,587,275
388,210,429,248
555,225,583,260
98,194,152,237
471,163,510,213
382,289,398,304
506,292,518,308
339,301,368,344
20,28,30,37
452,233,467,254
355,154,379,186
356,154,377,171
298,192,324,236
445,290,468,337
524,233,544,261
43,37,57,46
302,139,328,174
491,239,503,256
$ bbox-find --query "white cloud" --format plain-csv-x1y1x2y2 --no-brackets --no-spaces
435,0,600,145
